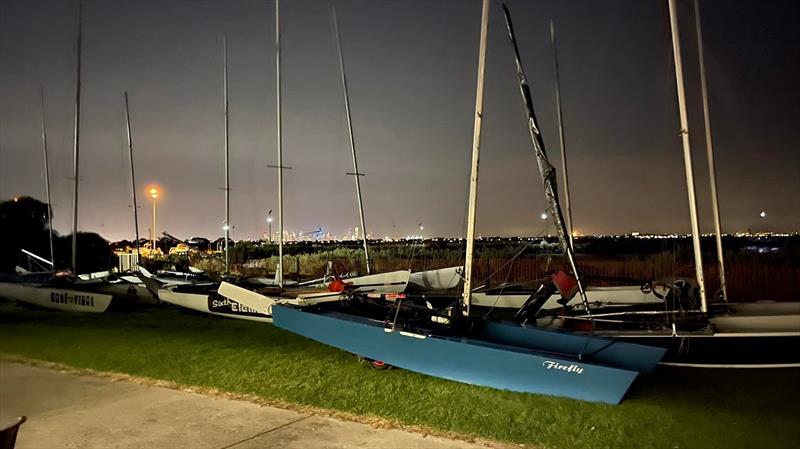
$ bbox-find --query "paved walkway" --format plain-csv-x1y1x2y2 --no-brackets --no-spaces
0,362,507,449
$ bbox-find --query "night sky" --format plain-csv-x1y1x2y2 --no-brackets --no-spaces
1,0,798,242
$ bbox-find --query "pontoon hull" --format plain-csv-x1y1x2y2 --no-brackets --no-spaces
0,281,112,313
158,288,273,323
611,332,800,368
477,321,665,373
272,305,642,404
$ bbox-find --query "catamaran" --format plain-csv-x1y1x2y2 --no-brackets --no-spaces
527,0,800,368
151,6,414,321
0,6,153,312
266,0,666,404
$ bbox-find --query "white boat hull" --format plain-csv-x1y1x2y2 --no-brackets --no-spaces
711,302,800,332
158,288,274,323
0,282,113,313
468,285,663,310
210,271,413,322
409,266,462,290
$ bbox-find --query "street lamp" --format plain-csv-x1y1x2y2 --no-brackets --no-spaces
418,223,424,240
147,185,160,254
760,210,768,234
267,209,273,243
541,211,549,238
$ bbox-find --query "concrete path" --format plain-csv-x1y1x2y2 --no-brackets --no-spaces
0,362,507,449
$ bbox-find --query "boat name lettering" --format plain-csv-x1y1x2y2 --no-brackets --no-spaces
49,292,95,307
210,297,260,315
542,360,584,374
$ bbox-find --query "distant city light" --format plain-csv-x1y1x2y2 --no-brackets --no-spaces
760,211,768,219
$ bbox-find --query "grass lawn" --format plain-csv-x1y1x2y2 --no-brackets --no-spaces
0,301,798,449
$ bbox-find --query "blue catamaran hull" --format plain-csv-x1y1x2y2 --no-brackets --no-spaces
477,321,665,373
272,305,643,404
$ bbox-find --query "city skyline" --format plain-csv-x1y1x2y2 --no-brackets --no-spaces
1,0,798,242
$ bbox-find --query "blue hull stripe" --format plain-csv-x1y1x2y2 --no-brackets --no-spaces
272,306,639,404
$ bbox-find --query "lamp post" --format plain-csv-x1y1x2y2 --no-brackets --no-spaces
148,186,159,254
418,223,424,240
760,210,768,234
222,222,230,274
267,210,273,243
541,212,549,238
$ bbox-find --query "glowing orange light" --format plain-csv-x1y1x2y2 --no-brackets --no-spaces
147,185,160,200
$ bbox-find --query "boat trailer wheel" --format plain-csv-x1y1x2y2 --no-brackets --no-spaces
358,356,393,371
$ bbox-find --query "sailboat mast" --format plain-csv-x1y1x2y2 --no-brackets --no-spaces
550,20,574,248
461,0,490,317
668,0,707,312
39,87,55,267
70,3,83,272
223,35,230,274
501,4,592,317
275,0,284,287
694,0,726,302
332,6,371,275
124,92,141,262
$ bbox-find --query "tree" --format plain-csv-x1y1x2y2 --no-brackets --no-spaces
0,196,115,274
0,197,51,273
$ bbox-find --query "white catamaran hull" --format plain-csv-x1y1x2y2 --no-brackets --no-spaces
162,270,414,323
710,302,800,332
0,282,112,313
158,288,274,323
409,266,462,290
304,270,411,293
469,285,662,310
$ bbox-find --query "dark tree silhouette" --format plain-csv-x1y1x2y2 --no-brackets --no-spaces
0,196,114,274
0,197,51,273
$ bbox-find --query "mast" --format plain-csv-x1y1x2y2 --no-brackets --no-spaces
332,6,371,274
275,0,284,287
501,4,593,318
550,20,574,248
39,87,55,267
461,0,490,317
70,3,83,272
694,0,727,302
668,0,707,312
223,35,231,274
124,92,141,263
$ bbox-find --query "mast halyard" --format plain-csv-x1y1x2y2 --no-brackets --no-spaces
668,0,707,312
500,4,593,319
461,0,491,317
694,0,727,302
332,6,371,275
223,35,231,275
550,20,574,249
124,92,141,262
39,88,55,267
70,3,83,272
